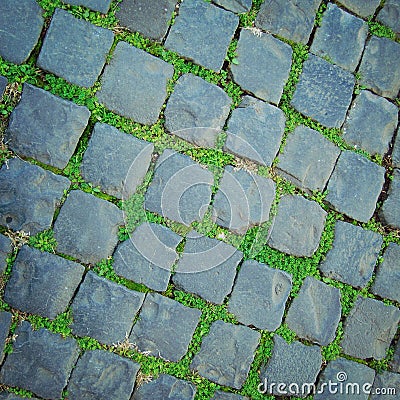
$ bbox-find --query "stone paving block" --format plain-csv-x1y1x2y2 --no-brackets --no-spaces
286,277,341,346
213,0,251,13
144,149,213,225
291,54,355,128
68,350,140,400
6,83,90,169
325,151,385,222
377,0,400,36
0,234,12,275
341,296,400,360
4,246,84,319
392,129,400,168
117,0,177,41
97,41,173,124
224,96,285,167
338,0,380,18
391,341,400,373
165,0,238,71
62,0,112,13
191,320,260,389
113,222,181,291
0,312,12,364
277,125,341,192
81,123,154,198
0,394,39,400
231,30,292,105
319,220,383,288
37,9,114,87
54,190,123,264
380,169,400,230
130,293,201,362
173,231,243,304
164,74,231,147
255,0,321,44
0,0,44,64
267,195,327,257
0,76,7,98
211,392,248,400
0,321,79,399
228,260,292,330
370,371,400,399
0,158,70,235
358,36,400,99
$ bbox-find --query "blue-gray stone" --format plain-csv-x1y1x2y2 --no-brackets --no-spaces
337,0,380,18
391,340,400,373
62,0,112,13
392,128,400,168
0,312,12,364
380,169,400,230
0,234,12,275
0,394,39,400
377,0,400,35
0,76,7,98
211,391,249,400
213,0,251,13
370,371,400,400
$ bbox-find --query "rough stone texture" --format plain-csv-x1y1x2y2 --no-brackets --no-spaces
54,190,123,264
113,222,181,292
358,36,400,99
393,129,400,168
62,0,112,13
224,96,285,167
67,350,140,400
165,0,238,71
377,0,400,36
81,123,154,198
0,158,70,235
97,41,173,124
370,371,400,400
311,3,367,71
228,260,292,330
325,151,385,222
0,321,79,399
380,169,400,230
0,395,39,400
144,149,213,225
277,125,341,192
391,341,400,373
0,76,7,98
255,0,321,44
130,293,201,362
173,231,243,304
319,220,383,288
291,54,355,128
341,296,400,360
164,74,231,147
0,312,12,364
0,0,44,64
71,271,145,345
0,234,12,275
4,246,85,319
337,0,380,18
191,320,260,389
213,0,251,13
286,277,341,346
231,30,292,105
267,195,327,257
211,392,248,400
6,83,90,169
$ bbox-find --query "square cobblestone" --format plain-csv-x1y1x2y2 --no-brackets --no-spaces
338,0,380,18
380,168,400,230
0,234,12,275
62,0,112,13
0,76,7,98
213,0,251,13
0,312,12,364
370,371,400,400
211,391,248,400
377,0,400,36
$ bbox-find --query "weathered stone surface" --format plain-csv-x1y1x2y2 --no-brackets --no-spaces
392,129,400,168
337,0,380,18
341,296,400,360
213,0,251,13
130,293,201,362
392,340,400,373
0,0,44,64
62,0,112,13
81,123,154,198
380,169,400,230
224,96,285,167
68,350,140,400
325,151,385,222
164,74,231,147
173,231,243,304
97,41,173,124
370,371,400,400
211,392,248,400
377,0,400,35
277,125,341,192
0,158,70,235
320,220,383,288
0,321,79,399
0,234,12,275
228,260,292,330
144,150,213,225
191,320,260,389
6,83,90,169
54,190,123,264
0,312,12,364
0,76,7,98
4,246,85,319
0,394,39,400
165,0,238,71
291,54,355,128
231,30,292,105
113,222,181,291
268,195,327,257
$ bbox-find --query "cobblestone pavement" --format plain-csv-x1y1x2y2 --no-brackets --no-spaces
0,0,400,399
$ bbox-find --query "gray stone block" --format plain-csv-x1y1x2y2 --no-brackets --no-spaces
211,391,248,400
320,220,383,288
392,129,400,168
0,312,12,364
391,340,400,373
231,30,292,105
4,246,84,319
325,151,385,222
165,0,238,71
165,74,231,147
62,0,112,13
191,320,260,389
268,195,327,257
213,0,251,13
0,76,7,98
370,371,400,400
377,0,400,35
97,41,173,124
291,54,355,128
337,0,380,18
0,158,70,235
54,190,123,264
380,169,400,230
0,234,12,275
0,394,39,400
0,321,79,399
130,293,201,362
